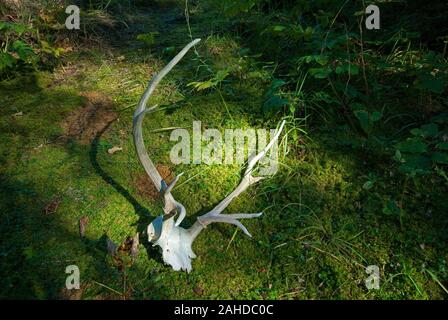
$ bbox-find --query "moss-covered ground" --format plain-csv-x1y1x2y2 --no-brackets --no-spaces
0,2,447,299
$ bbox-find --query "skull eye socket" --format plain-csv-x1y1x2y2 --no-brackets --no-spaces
147,215,163,242
147,224,156,240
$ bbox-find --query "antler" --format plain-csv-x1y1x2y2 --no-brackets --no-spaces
133,38,201,226
132,39,285,272
188,120,286,239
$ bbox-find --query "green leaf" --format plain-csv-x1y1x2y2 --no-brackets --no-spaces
187,80,214,91
370,111,382,122
0,22,30,35
136,32,159,47
263,95,288,113
363,180,374,190
215,69,230,82
394,149,402,161
315,56,329,66
335,64,359,76
382,200,400,216
335,66,344,75
354,110,370,133
348,65,359,76
432,152,448,165
11,40,35,61
396,138,428,153
23,246,34,260
0,52,16,70
420,123,438,138
416,73,446,94
399,155,432,174
273,25,286,32
309,67,331,79
431,114,448,124
410,128,423,136
304,26,314,35
436,142,448,150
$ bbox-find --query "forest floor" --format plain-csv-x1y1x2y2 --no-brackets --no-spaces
0,2,447,299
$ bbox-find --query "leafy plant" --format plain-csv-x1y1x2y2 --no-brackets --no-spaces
394,118,448,176
262,79,289,114
187,68,231,91
136,32,160,48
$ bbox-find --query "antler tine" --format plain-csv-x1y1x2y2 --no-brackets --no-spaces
133,38,201,226
194,120,286,237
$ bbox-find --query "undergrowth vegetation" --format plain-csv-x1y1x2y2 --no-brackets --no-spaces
0,0,447,299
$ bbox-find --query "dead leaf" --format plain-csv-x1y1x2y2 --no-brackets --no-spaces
43,197,61,215
108,146,123,154
79,216,89,237
118,236,133,255
194,286,204,295
131,233,139,260
117,55,125,62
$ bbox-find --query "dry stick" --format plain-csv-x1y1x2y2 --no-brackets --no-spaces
318,1,358,132
358,7,369,95
320,0,350,55
92,280,123,296
343,23,352,98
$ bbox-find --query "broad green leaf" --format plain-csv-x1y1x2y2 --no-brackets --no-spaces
396,138,428,153
432,152,448,164
436,142,448,150
370,111,382,122
315,56,329,66
416,73,446,94
420,123,438,138
263,95,288,113
309,67,331,79
410,128,423,136
431,114,448,123
348,65,359,76
335,65,345,75
399,155,432,174
335,64,359,76
354,110,370,133
270,79,286,90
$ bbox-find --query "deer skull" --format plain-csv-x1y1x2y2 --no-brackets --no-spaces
133,39,285,272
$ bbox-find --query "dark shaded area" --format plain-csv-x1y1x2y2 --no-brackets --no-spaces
88,117,168,268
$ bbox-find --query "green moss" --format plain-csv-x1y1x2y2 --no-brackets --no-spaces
0,3,446,300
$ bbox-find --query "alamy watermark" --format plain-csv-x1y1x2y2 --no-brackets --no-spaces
169,121,281,175
365,5,380,30
65,5,80,30
65,265,80,290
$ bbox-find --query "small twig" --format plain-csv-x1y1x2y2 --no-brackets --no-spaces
92,280,123,296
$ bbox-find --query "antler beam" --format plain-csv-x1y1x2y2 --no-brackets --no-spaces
132,39,285,272
133,38,200,227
